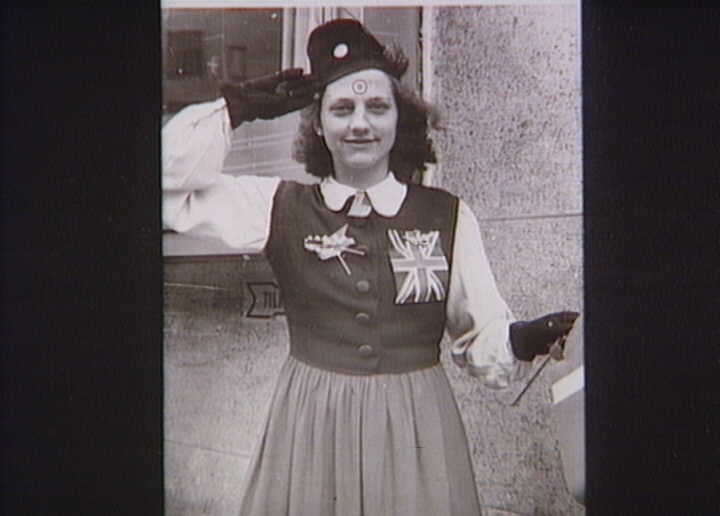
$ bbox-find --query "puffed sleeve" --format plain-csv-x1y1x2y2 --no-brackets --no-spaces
162,98,280,252
445,200,532,389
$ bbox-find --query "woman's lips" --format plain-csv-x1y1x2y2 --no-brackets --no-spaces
344,138,378,144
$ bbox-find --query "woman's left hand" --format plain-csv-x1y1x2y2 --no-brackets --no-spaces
509,311,580,361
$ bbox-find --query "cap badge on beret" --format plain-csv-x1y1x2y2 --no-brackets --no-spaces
333,43,349,59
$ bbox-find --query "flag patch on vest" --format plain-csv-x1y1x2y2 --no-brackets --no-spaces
387,229,449,304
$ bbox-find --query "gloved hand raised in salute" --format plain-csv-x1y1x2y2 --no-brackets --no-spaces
510,311,580,361
220,68,319,128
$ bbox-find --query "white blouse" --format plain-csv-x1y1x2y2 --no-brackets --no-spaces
163,98,530,389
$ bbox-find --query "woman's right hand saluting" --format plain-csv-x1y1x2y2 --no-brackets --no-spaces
220,68,319,128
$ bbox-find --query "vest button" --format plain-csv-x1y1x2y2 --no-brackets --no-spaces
357,344,374,356
355,312,371,323
355,280,370,293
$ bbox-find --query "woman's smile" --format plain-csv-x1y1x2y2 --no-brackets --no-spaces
343,137,379,144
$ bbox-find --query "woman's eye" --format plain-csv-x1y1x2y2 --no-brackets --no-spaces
367,102,390,113
330,104,353,115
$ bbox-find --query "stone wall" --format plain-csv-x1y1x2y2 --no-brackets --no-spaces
430,5,583,515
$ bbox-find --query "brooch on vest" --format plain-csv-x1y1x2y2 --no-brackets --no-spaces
387,229,449,304
303,224,366,275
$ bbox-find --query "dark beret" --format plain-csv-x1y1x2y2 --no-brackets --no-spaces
307,19,408,86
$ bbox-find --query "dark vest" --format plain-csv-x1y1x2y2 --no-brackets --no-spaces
265,181,459,375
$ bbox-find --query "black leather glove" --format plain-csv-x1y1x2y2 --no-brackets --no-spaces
510,311,579,361
220,68,319,128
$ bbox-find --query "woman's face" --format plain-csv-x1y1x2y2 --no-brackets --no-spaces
319,69,398,177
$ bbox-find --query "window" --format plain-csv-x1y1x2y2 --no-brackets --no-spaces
162,8,284,116
165,30,205,80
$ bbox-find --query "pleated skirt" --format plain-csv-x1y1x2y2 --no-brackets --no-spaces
237,355,482,516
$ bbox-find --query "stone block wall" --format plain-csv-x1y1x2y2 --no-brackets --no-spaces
431,5,583,515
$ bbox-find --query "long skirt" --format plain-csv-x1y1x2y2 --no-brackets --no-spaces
237,355,482,516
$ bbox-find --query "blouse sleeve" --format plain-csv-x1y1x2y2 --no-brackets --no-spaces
162,98,280,252
445,200,532,389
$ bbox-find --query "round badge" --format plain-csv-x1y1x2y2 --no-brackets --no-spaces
352,79,368,95
333,43,349,59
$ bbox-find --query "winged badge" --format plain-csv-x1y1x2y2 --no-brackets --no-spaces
304,224,366,275
387,229,449,304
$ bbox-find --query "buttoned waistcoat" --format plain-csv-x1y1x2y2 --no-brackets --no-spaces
265,180,459,375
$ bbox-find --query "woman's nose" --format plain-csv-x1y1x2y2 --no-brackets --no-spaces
349,108,370,135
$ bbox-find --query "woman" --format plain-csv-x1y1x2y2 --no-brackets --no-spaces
163,19,577,516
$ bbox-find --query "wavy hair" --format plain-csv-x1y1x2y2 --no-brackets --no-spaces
292,76,441,184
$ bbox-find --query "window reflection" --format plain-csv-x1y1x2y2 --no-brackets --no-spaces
162,9,284,117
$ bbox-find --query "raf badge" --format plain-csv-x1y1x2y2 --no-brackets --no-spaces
351,79,368,95
304,224,366,275
387,229,449,304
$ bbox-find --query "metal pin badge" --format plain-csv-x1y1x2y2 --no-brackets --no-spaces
303,224,366,275
333,43,349,59
352,79,368,95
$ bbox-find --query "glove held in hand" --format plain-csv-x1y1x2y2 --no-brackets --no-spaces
510,311,579,361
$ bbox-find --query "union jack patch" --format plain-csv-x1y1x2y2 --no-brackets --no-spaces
387,229,449,304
